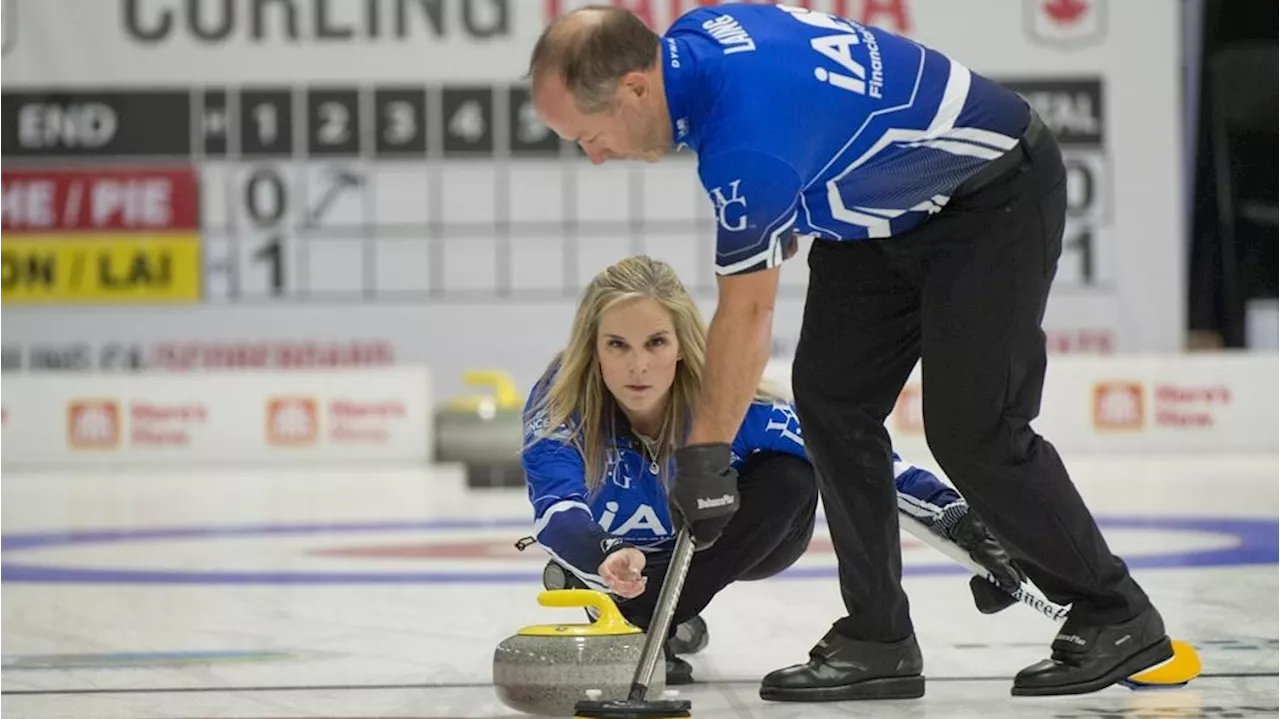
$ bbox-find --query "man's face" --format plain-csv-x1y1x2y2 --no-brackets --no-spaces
533,72,670,165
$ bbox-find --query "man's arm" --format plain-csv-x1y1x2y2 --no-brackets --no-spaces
669,150,801,547
687,266,780,446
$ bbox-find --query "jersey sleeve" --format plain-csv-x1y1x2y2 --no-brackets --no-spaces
892,452,964,520
520,382,627,591
697,150,804,276
730,399,809,468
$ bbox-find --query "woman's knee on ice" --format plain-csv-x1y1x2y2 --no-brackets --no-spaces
739,451,818,516
733,452,819,581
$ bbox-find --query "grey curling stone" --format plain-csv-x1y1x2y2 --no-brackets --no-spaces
493,589,666,716
434,371,526,488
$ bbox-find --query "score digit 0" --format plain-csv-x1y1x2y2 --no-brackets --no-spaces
243,168,287,228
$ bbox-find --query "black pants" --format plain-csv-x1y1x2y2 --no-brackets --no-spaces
791,119,1152,643
619,450,818,634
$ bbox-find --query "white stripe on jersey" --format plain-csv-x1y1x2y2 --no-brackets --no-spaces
802,56,1019,239
853,206,907,219
897,491,946,520
909,196,949,214
939,126,1019,150
822,58,971,236
833,58,971,182
533,499,593,538
920,138,1003,160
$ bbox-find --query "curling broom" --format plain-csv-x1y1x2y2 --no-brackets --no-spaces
897,510,1202,690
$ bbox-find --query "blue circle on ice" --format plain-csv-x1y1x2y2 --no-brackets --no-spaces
1,515,1274,584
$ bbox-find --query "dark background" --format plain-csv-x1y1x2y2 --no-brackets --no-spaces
1186,0,1278,348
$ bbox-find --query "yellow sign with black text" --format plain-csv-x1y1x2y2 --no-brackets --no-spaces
1,235,201,305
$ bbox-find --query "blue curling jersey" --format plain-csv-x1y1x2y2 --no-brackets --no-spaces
521,367,962,591
660,3,1031,274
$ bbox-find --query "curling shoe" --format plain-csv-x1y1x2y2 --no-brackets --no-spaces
667,615,709,655
1012,606,1174,696
759,629,925,701
666,647,694,686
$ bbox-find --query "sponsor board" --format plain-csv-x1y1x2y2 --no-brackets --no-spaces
0,302,1129,407
1,367,433,466
1093,380,1237,432
2,338,396,372
766,354,1280,455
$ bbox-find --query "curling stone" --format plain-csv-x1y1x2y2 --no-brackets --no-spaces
434,370,525,488
493,589,666,717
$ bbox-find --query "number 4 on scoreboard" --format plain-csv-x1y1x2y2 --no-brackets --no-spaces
441,87,494,156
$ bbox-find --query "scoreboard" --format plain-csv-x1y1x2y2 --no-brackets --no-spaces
1,84,713,306
0,77,1110,307
0,0,1187,362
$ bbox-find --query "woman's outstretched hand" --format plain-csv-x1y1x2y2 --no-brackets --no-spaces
598,547,647,598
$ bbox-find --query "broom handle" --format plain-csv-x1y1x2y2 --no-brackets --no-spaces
897,510,1071,622
627,528,696,700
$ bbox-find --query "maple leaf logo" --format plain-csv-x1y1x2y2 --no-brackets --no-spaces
1044,0,1089,25
1025,0,1107,48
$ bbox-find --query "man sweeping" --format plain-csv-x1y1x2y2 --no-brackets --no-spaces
526,2,1176,701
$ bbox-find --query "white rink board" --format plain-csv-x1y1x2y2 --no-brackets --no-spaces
765,353,1280,456
0,366,434,467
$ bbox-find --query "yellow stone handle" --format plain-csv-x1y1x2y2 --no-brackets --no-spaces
537,589,634,632
445,369,522,411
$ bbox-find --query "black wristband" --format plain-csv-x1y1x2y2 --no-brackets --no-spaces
599,536,633,559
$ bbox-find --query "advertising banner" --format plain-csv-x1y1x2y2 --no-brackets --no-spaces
763,354,1280,456
1,366,434,466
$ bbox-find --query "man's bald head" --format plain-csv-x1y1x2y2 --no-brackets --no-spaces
528,6,661,113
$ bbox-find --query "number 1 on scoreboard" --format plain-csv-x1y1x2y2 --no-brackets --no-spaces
251,234,285,295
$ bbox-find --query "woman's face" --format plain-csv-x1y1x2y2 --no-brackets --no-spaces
596,296,681,431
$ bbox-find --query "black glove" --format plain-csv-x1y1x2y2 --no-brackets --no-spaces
669,443,740,549
930,501,1026,612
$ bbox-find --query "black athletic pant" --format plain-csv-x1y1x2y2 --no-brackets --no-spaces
791,114,1152,643
619,451,818,634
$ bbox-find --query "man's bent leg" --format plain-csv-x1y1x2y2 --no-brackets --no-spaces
914,130,1165,695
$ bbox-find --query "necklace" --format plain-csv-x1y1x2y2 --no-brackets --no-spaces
634,432,662,475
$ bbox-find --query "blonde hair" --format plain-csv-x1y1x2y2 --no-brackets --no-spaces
527,255,785,492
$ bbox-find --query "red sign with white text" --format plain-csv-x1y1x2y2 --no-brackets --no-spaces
1,167,198,232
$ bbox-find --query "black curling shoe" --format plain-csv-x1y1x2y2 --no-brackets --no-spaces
759,629,925,701
666,652,694,685
1012,607,1174,696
